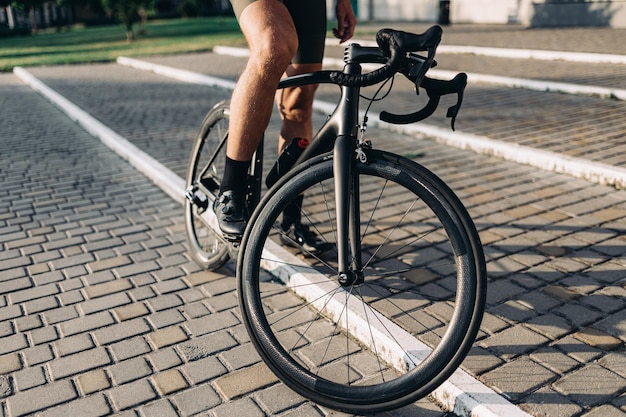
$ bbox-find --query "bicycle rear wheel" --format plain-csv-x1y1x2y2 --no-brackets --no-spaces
238,150,486,414
184,101,231,270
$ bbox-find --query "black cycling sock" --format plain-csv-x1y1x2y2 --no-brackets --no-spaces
220,156,251,193
282,194,304,229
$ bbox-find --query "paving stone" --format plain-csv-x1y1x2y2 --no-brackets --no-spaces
23,296,60,316
0,334,29,356
0,373,12,398
0,278,33,296
554,363,626,406
184,311,240,336
526,313,575,340
256,383,307,415
109,379,157,411
147,309,186,329
212,397,266,417
574,327,624,351
177,288,206,305
59,311,115,337
530,347,581,375
480,325,550,359
178,331,239,362
172,384,221,416
180,355,228,384
185,271,225,287
214,362,279,400
38,393,111,417
148,347,183,372
113,302,150,322
93,318,152,345
110,337,152,361
140,399,179,417
490,300,537,323
0,353,22,375
77,369,111,395
48,346,111,379
555,303,603,327
9,284,59,304
83,278,133,299
54,333,95,357
115,260,161,279
481,357,558,402
580,293,625,314
543,285,582,301
180,301,211,320
148,326,188,349
152,369,189,395
79,292,132,315
553,335,604,364
87,255,132,273
13,365,47,391
0,305,22,322
110,357,152,385
219,343,262,371
599,353,626,379
5,379,77,417
146,294,184,312
596,309,626,342
42,306,78,327
582,404,626,417
520,386,584,417
22,344,54,366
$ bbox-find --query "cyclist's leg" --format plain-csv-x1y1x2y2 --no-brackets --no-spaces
216,0,298,240
275,0,330,252
276,0,326,151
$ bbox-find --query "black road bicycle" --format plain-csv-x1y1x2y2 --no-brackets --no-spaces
184,25,487,414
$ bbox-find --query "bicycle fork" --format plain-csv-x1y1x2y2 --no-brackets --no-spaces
334,134,364,286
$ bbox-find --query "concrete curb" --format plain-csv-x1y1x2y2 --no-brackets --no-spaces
215,45,626,101
12,66,186,204
207,50,626,189
341,39,626,65
14,65,533,417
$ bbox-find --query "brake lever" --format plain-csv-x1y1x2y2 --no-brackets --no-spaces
420,73,467,131
379,73,467,128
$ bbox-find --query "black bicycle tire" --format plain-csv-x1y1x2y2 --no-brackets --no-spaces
184,101,231,270
237,150,486,414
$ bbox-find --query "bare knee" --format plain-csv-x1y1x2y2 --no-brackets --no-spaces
277,85,317,122
240,0,298,76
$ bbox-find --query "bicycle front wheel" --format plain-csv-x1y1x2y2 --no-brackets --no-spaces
238,150,486,414
184,101,231,270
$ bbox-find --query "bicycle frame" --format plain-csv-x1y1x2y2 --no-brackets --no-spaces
275,59,367,285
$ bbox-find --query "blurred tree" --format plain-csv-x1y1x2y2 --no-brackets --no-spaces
101,0,156,40
7,0,47,32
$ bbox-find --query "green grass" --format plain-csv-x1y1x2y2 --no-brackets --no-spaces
0,17,247,72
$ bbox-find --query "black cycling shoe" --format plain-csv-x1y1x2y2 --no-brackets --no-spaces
280,223,333,256
214,190,248,241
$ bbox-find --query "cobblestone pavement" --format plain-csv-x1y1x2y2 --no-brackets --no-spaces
1,23,626,417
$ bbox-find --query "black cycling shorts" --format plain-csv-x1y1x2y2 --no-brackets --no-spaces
229,0,327,64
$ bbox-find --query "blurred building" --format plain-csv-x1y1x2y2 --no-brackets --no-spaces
345,0,626,28
2,0,625,31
